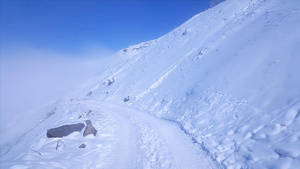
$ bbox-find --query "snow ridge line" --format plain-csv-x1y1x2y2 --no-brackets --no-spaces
133,1,267,103
87,49,145,95
135,48,198,101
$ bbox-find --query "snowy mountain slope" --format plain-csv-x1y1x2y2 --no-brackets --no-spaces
1,0,300,168
74,0,300,168
86,0,300,111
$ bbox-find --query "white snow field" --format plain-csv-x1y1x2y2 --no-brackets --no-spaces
1,0,300,168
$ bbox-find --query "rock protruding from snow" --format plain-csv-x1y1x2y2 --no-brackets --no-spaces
83,120,97,137
47,123,85,138
79,143,86,148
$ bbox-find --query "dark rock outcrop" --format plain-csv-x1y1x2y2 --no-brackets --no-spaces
83,120,97,137
79,143,86,148
47,123,85,138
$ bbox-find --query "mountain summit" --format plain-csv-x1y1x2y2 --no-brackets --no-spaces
1,0,300,168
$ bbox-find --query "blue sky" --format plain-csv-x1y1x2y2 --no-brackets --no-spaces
0,0,212,128
1,0,211,57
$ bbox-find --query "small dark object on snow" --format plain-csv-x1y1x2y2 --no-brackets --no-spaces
86,91,93,96
107,78,115,86
47,123,85,138
31,150,42,156
83,120,97,137
79,143,86,148
123,96,130,102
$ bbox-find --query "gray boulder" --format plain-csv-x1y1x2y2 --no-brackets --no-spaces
79,143,86,148
83,120,97,137
47,123,85,138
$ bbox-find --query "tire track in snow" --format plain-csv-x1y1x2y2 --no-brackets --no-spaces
103,108,138,169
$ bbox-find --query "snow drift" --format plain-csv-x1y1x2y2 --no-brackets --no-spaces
1,0,300,168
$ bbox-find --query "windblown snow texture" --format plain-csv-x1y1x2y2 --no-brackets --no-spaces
1,0,300,168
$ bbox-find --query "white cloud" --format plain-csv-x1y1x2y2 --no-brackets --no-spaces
0,43,116,143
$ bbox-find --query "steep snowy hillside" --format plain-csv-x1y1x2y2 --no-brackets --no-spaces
76,0,300,168
1,0,300,168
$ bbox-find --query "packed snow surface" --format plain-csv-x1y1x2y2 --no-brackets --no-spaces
0,100,219,168
1,0,300,168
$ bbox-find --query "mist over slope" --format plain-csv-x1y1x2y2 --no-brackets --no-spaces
1,0,300,168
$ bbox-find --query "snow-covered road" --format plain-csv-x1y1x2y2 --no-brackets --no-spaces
88,101,219,169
